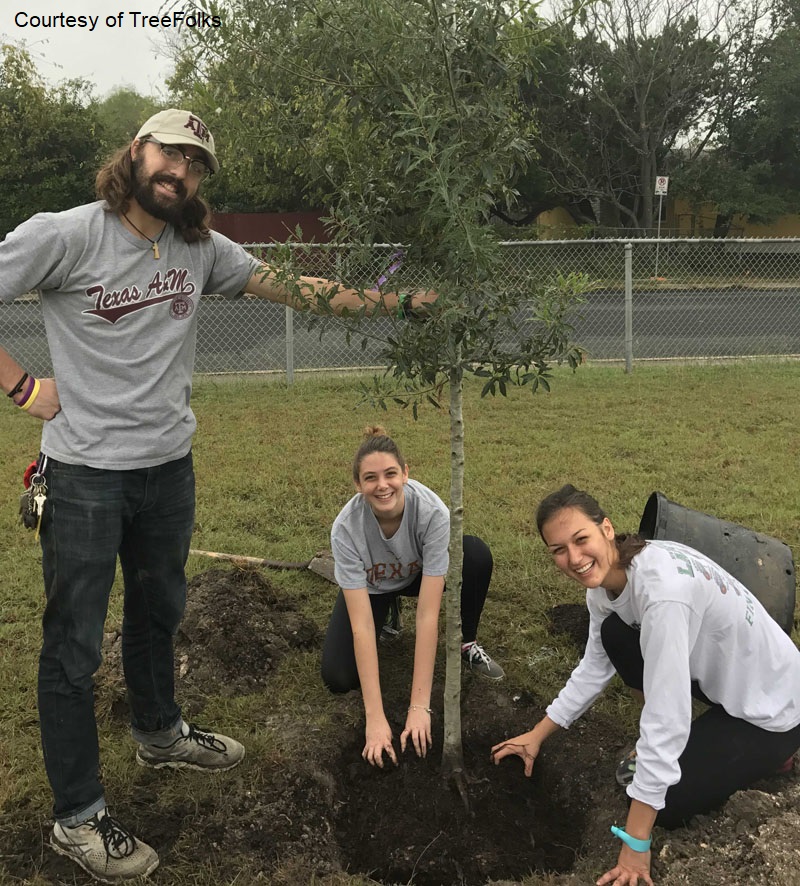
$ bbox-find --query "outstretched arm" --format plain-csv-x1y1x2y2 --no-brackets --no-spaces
243,264,435,316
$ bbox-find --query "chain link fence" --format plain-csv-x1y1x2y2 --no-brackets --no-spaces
4,239,800,379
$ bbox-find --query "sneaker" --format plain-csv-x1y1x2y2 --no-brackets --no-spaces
616,749,637,786
136,723,245,772
380,596,403,642
461,642,505,680
50,808,158,884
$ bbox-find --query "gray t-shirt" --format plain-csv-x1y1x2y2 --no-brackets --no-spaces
331,479,450,593
0,201,259,468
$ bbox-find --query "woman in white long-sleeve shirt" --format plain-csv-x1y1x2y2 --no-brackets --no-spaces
491,484,800,886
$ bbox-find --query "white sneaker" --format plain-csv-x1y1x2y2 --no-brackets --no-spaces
50,808,159,883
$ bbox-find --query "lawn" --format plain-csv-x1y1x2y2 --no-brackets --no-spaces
1,360,799,885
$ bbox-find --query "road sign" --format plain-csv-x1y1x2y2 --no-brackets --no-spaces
655,175,669,196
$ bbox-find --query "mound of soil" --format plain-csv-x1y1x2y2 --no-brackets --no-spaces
174,567,321,711
26,571,800,885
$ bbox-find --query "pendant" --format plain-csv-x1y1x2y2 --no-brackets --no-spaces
152,242,160,260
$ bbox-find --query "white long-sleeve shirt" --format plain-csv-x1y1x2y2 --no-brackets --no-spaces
546,540,800,810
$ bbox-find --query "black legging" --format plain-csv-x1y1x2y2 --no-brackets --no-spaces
321,534,493,693
601,613,800,829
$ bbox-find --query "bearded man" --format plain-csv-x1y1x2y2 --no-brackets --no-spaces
0,109,424,883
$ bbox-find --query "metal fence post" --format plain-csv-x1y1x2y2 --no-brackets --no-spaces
624,242,633,373
285,305,295,385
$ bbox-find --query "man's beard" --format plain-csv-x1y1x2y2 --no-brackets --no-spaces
131,157,189,225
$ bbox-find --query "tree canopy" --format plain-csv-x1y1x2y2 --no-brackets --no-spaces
0,46,162,236
167,0,797,234
0,44,101,235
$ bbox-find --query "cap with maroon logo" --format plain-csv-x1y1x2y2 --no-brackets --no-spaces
135,108,219,174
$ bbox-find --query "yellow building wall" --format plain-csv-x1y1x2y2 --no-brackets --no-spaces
526,202,800,238
669,199,800,237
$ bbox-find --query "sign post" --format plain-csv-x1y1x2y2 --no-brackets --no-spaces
654,175,669,278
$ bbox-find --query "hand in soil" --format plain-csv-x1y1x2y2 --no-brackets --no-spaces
596,847,653,886
490,730,541,776
400,707,432,758
363,714,398,767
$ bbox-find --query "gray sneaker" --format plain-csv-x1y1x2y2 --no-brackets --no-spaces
50,808,158,884
461,642,505,680
136,723,245,772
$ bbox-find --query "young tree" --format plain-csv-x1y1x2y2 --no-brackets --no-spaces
175,0,583,795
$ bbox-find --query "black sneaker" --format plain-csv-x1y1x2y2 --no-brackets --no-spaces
50,808,158,883
136,723,245,771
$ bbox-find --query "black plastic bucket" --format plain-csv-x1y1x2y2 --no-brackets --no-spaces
638,492,796,634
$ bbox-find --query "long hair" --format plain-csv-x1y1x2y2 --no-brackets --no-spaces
95,146,212,243
536,484,647,567
352,426,407,482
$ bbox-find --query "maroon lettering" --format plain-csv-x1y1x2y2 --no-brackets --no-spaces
147,268,193,297
184,114,210,143
86,283,144,310
83,268,196,324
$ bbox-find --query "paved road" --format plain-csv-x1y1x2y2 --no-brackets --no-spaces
3,288,800,376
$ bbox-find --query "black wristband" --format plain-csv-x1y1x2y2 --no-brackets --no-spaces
7,372,28,398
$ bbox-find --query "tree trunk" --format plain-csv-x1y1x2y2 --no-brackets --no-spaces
640,141,654,231
442,358,467,804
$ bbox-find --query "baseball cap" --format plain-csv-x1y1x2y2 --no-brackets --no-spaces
135,108,219,174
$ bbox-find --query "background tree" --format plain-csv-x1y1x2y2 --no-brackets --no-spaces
96,88,161,155
671,0,800,234
166,1,330,212
509,0,768,232
176,0,583,794
0,44,101,236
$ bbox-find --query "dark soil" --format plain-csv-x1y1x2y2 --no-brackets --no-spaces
9,570,800,885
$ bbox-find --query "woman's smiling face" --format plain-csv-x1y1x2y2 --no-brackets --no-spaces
355,451,408,522
541,506,627,594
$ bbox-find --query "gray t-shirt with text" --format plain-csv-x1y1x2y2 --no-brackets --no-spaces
0,201,259,468
331,479,450,593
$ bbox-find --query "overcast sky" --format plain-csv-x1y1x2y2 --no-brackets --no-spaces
2,2,182,99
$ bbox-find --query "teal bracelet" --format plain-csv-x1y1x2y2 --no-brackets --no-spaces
610,825,651,853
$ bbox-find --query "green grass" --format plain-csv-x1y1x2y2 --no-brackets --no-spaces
1,360,799,884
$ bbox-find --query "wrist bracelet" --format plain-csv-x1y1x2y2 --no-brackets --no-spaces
18,377,41,411
610,825,651,853
408,704,432,714
15,375,35,405
7,371,28,398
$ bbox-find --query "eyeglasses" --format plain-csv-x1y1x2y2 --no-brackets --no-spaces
142,138,213,180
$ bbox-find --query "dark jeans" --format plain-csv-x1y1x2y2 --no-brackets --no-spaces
37,453,195,825
321,534,493,693
601,613,800,829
